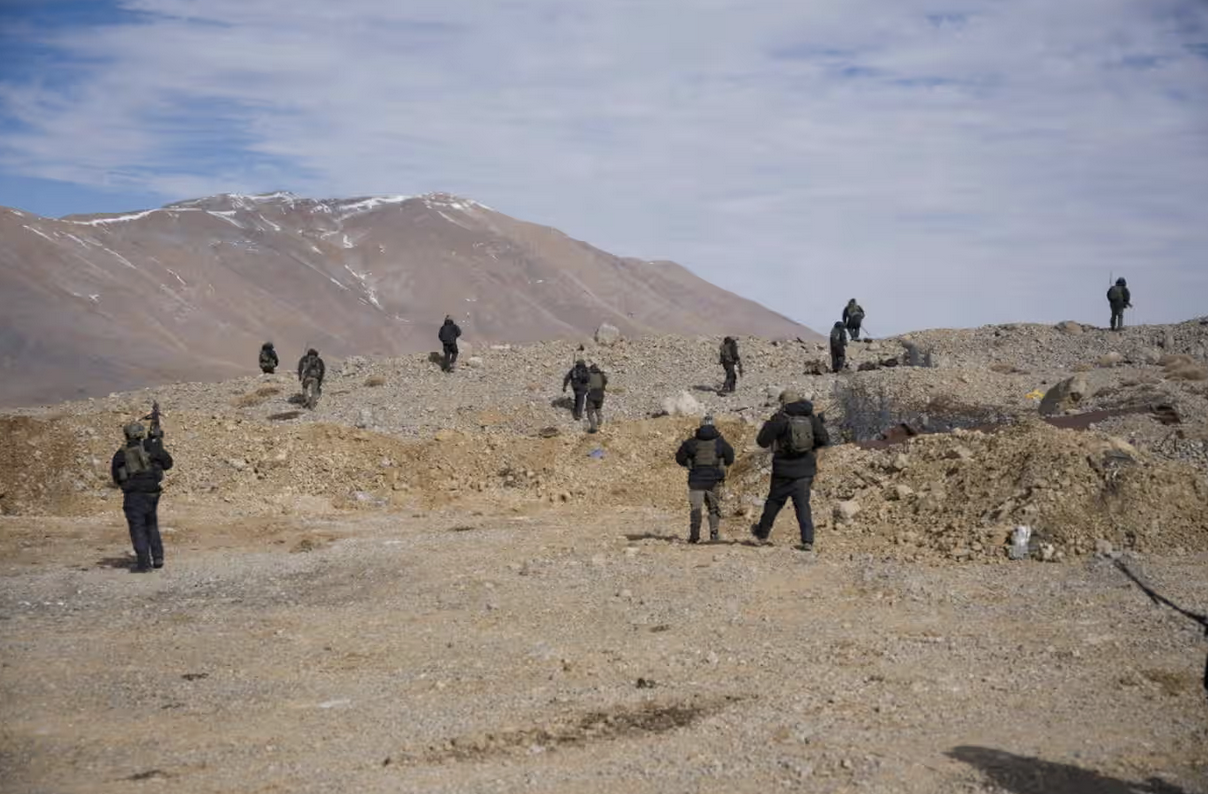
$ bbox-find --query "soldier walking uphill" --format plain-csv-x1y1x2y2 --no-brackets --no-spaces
585,364,608,434
563,359,591,420
843,299,866,340
675,415,736,543
297,348,325,409
719,336,743,394
829,322,847,373
259,341,279,374
751,389,830,552
1108,278,1132,331
439,315,462,371
111,421,174,573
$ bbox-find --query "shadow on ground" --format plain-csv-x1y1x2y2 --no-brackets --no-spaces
93,555,133,570
623,532,760,547
946,746,1194,794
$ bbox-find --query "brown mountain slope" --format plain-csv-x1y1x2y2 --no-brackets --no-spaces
0,192,815,406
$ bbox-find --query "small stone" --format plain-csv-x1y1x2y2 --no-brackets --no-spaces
706,651,720,665
835,501,861,522
890,484,915,501
594,323,621,346
1056,320,1084,335
889,453,910,472
227,458,247,471
1094,539,1115,557
1040,543,1056,562
1097,351,1124,368
946,446,974,461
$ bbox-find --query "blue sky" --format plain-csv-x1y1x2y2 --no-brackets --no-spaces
1,0,1207,333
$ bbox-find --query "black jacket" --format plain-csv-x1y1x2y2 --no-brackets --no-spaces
564,363,590,392
439,320,462,345
676,426,736,489
111,437,174,494
756,400,830,479
830,325,848,349
260,347,278,367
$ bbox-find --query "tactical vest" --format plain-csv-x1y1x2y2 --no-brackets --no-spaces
572,365,590,387
303,356,322,381
260,348,275,367
119,441,151,482
1108,285,1124,303
691,438,722,471
588,371,605,391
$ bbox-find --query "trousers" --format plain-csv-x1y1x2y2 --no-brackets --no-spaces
688,484,722,541
123,491,163,567
756,475,814,545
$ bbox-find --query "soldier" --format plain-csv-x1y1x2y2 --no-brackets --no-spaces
259,341,279,374
1107,277,1132,331
843,299,865,340
563,358,591,420
830,321,848,373
585,363,608,434
438,315,462,371
297,348,325,408
718,336,743,394
751,389,830,552
110,422,174,572
675,415,736,543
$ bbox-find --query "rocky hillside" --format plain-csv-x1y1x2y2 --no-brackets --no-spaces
0,192,814,406
3,316,1206,563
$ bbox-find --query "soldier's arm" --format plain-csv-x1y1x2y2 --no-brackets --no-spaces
720,438,736,467
756,416,782,449
110,450,124,485
812,415,831,448
675,440,692,468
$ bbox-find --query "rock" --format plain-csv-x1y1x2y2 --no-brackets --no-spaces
1094,539,1115,557
1161,328,1175,349
355,408,374,429
835,500,862,522
803,360,829,376
537,426,560,439
1039,373,1094,416
946,446,974,461
1056,320,1084,335
1097,352,1124,368
227,458,247,471
594,323,621,346
338,355,370,377
467,356,484,369
890,484,915,501
888,453,910,472
1039,543,1057,562
1138,348,1163,365
661,391,704,417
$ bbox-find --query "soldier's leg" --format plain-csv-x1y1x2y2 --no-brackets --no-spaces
123,494,152,571
587,401,600,433
789,477,815,546
705,484,722,541
147,494,164,567
688,489,704,543
755,476,792,539
850,323,861,341
573,390,586,420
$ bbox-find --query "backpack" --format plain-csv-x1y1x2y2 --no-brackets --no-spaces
691,438,723,472
830,326,846,346
439,323,458,344
1107,285,1124,303
118,441,151,482
588,371,605,391
783,416,815,455
572,363,590,387
303,356,323,381
259,348,276,367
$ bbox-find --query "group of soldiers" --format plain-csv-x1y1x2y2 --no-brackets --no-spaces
112,282,1136,571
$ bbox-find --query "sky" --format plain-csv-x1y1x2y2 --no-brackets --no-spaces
1,0,1206,334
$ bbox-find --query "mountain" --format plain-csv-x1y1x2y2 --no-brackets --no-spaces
0,192,816,406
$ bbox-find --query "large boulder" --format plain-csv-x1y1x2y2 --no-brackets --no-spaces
594,323,621,346
1039,373,1095,416
661,391,704,417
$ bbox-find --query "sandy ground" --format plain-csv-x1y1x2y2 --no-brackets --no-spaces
1,506,1206,794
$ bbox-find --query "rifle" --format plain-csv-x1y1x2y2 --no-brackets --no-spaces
142,400,163,439
1115,560,1208,696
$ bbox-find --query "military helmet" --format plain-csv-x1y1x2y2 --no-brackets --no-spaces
307,348,318,356
834,321,845,328
779,389,803,405
262,340,273,349
1116,277,1127,286
123,422,145,440
701,414,714,427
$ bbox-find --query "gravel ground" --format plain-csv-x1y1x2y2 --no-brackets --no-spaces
1,509,1206,794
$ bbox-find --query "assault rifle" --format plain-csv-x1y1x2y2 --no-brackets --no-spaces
142,400,164,440
1115,560,1208,697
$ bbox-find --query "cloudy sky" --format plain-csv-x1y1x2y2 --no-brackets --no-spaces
1,0,1206,334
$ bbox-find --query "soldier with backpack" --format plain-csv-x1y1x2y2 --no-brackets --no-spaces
110,421,175,573
829,322,848,373
259,341,279,374
675,415,736,543
585,363,608,433
843,299,866,340
719,336,743,394
1107,278,1132,331
563,359,591,420
751,389,830,552
297,348,325,409
438,315,462,371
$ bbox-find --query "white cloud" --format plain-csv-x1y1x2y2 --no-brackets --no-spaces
2,0,1207,332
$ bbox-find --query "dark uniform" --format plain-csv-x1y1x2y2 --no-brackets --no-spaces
751,391,830,551
719,337,742,394
563,360,591,420
675,417,736,543
843,299,865,341
110,423,174,572
586,365,608,433
1108,278,1132,331
438,316,462,371
830,322,848,373
297,348,325,405
259,342,279,374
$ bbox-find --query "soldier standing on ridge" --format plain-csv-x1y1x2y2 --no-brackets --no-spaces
675,415,736,543
563,358,591,420
110,421,174,573
439,315,462,371
843,299,865,340
1107,277,1132,331
586,363,608,434
719,336,743,394
259,341,279,374
751,389,830,552
297,348,325,408
829,322,848,373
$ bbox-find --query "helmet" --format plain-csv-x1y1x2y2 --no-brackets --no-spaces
262,341,273,349
123,422,145,440
834,321,845,328
779,389,802,405
1116,277,1127,286
701,414,714,427
307,348,318,356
